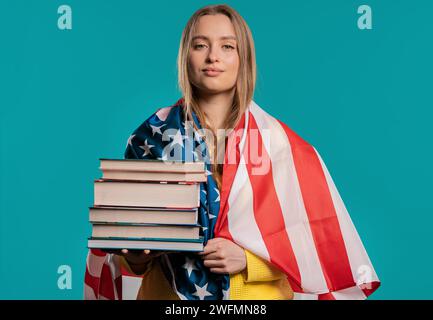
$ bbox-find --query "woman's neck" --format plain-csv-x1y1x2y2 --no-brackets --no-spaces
196,88,235,131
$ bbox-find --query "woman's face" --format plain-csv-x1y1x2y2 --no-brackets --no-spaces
188,14,240,95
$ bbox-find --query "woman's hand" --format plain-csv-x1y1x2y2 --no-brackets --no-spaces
198,238,246,274
101,249,166,274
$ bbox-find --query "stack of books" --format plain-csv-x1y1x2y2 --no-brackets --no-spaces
87,159,206,252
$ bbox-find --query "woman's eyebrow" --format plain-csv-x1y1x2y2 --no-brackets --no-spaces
192,35,237,41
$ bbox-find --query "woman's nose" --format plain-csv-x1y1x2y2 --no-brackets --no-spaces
206,45,220,62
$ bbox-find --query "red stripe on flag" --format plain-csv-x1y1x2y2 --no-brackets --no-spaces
278,120,355,291
84,267,100,298
242,114,302,288
287,276,304,293
99,263,115,300
318,292,336,300
214,113,245,240
362,281,381,297
90,249,107,257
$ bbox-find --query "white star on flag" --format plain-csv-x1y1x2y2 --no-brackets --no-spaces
150,123,166,136
202,226,208,232
126,134,135,147
222,289,229,300
194,131,202,142
192,283,213,300
214,187,220,202
209,213,216,220
169,129,185,148
182,256,199,277
139,139,154,157
192,150,199,161
202,189,207,195
205,169,212,176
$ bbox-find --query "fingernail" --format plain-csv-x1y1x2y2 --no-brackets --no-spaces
121,249,128,254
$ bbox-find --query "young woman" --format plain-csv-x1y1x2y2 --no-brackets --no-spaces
84,4,380,300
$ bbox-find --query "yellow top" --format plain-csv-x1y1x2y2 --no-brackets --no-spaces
120,249,294,300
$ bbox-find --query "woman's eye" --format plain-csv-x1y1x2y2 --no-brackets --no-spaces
223,44,235,50
194,44,206,49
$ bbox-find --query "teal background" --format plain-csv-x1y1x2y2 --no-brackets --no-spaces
0,0,432,299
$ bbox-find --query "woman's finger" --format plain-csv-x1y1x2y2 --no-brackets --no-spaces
203,259,225,268
206,238,225,245
198,243,219,256
201,252,223,260
121,249,128,254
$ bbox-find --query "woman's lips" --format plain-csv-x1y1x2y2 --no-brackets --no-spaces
203,69,223,77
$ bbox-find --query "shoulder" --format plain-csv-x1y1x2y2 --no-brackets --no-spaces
131,98,184,134
145,98,184,125
124,99,184,159
248,100,312,150
153,98,184,122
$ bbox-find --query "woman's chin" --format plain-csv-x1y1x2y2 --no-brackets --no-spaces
199,84,235,95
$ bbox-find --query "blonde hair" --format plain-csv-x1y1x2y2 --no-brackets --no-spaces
177,4,256,190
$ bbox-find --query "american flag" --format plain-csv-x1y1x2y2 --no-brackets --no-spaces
84,99,380,300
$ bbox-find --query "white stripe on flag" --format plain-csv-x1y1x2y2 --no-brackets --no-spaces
84,283,97,300
315,149,380,288
227,156,270,260
227,108,269,260
293,292,319,300
330,286,367,300
122,276,142,300
249,102,329,293
86,251,106,278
